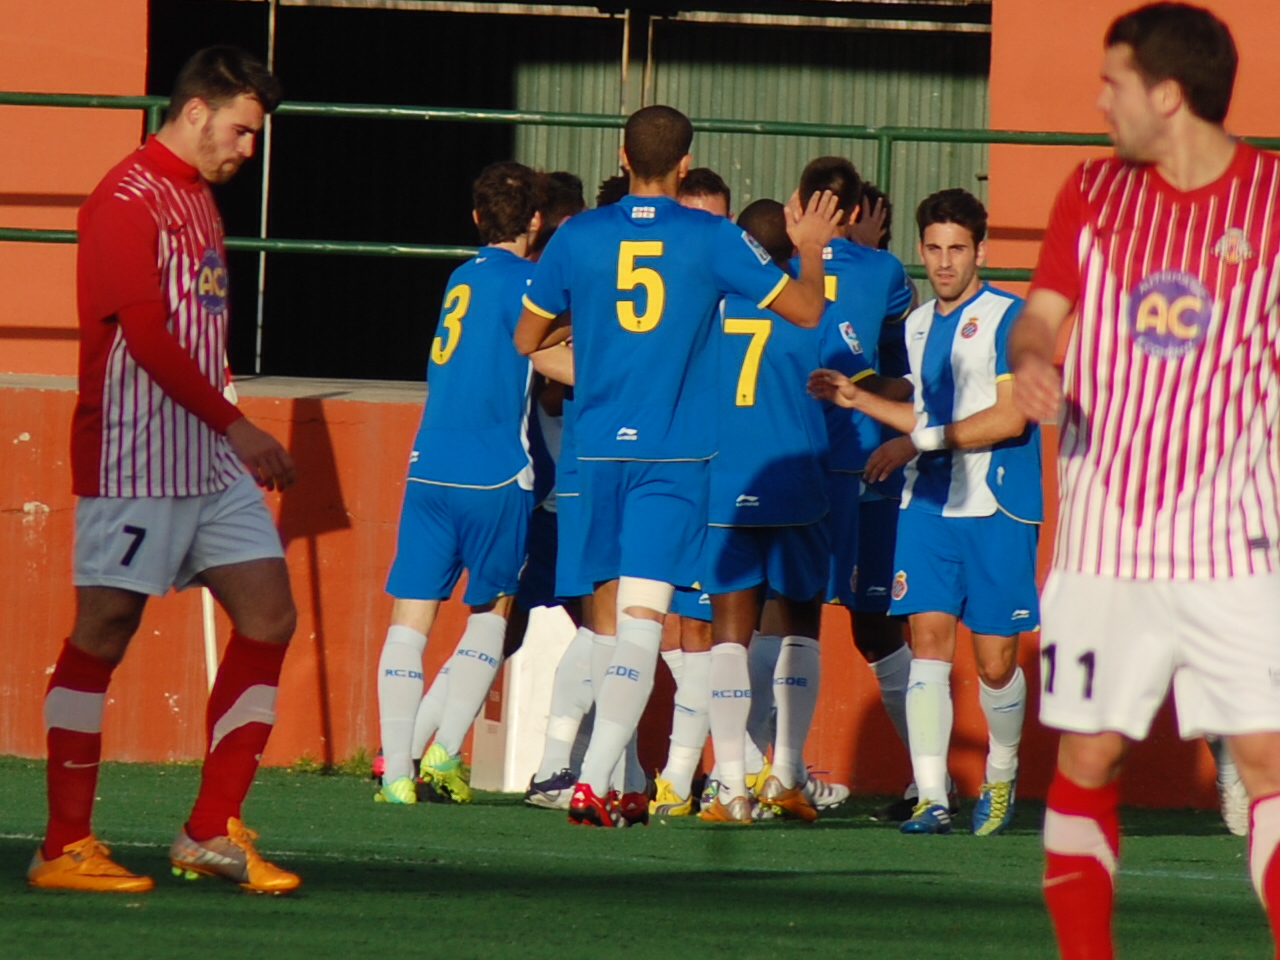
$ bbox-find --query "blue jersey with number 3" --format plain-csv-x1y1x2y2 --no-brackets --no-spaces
525,195,789,461
710,292,872,527
408,247,535,488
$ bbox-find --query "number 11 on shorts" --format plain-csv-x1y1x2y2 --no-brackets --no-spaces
1041,642,1096,700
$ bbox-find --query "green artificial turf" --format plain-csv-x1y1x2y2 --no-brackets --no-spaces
0,756,1266,959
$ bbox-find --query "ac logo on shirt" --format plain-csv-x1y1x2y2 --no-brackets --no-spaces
1128,270,1211,359
196,248,228,314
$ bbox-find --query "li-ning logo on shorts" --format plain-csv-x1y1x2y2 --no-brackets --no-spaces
616,427,639,441
1128,270,1212,360
1213,227,1254,265
196,248,228,314
891,570,908,601
961,318,979,339
736,495,760,508
631,206,656,219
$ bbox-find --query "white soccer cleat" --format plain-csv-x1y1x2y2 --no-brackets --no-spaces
802,774,850,811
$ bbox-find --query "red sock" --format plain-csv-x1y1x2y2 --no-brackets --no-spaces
1043,771,1121,960
43,641,116,860
185,631,287,841
1248,792,1280,958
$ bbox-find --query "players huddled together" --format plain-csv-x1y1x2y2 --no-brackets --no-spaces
37,5,1280,959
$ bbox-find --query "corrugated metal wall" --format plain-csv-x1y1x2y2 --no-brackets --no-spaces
515,17,989,266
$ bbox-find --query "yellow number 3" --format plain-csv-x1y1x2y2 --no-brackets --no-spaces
616,240,665,332
432,284,470,365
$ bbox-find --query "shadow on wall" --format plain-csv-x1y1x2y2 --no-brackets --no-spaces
277,396,351,768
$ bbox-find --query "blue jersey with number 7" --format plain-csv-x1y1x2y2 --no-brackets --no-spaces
524,195,789,461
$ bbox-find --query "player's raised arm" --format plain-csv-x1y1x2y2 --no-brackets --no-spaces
766,189,842,328
808,368,917,434
1008,289,1073,424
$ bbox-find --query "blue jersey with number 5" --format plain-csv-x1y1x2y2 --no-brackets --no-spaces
525,195,789,461
408,247,535,488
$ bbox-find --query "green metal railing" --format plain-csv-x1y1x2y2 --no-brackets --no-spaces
4,91,1279,284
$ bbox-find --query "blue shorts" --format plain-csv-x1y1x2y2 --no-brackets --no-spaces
854,492,900,614
705,521,829,600
577,458,709,588
554,492,592,599
386,479,531,606
889,508,1040,636
516,505,559,611
670,585,712,622
825,471,861,606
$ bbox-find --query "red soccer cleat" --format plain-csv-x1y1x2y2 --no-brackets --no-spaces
568,783,622,827
618,791,650,827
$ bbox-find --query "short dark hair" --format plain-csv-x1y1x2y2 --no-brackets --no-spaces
595,173,629,207
472,162,541,245
166,46,282,123
1106,2,1236,124
530,171,585,256
915,188,987,245
799,156,864,222
679,167,731,210
860,182,893,250
736,200,791,267
623,106,694,181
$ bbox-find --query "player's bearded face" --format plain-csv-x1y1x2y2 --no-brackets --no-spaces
1097,45,1163,162
196,94,265,185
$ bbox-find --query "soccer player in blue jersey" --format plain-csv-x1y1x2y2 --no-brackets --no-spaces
515,105,841,827
374,162,543,805
810,188,1041,837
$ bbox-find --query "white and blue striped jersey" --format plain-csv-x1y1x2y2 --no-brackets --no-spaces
900,283,1041,522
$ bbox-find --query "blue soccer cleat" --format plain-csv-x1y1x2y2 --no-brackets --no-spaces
525,768,576,810
900,801,953,835
971,779,1017,836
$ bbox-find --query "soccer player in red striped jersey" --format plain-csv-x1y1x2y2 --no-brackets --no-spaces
1009,5,1280,957
29,47,300,894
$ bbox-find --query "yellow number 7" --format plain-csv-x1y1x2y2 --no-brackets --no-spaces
724,317,772,406
432,284,470,365
617,240,665,332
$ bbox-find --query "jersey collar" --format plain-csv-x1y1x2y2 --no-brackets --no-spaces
933,281,990,321
140,135,201,190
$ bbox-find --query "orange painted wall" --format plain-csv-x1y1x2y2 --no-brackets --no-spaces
0,0,148,377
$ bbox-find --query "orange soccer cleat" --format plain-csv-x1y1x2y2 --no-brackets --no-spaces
28,835,155,893
757,775,818,822
169,817,300,894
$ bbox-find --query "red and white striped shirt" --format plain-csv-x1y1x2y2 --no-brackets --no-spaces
74,137,244,498
1032,143,1280,580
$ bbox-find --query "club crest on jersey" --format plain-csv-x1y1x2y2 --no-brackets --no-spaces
742,231,772,266
891,570,908,601
838,322,864,354
196,248,228,314
1213,227,1254,265
1128,270,1211,359
961,318,979,338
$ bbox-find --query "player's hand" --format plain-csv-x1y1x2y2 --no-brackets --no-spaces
226,418,297,491
786,189,842,250
807,368,860,409
864,436,918,483
1011,355,1063,424
847,196,888,248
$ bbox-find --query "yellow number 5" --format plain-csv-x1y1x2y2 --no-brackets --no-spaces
616,240,665,332
432,284,470,365
724,317,772,406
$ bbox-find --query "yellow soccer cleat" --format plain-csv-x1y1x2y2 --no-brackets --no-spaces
420,742,473,804
746,761,772,798
169,817,301,894
374,775,418,804
698,795,755,824
649,776,693,817
28,835,154,893
758,775,818,822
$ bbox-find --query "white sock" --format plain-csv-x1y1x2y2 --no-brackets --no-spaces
433,612,507,757
979,667,1026,783
906,658,953,807
377,625,427,783
534,627,596,780
708,643,752,801
623,732,646,795
578,619,662,793
411,665,449,759
661,648,685,686
661,649,711,798
747,633,782,754
869,643,912,749
744,732,766,776
1208,734,1241,785
773,635,821,789
570,707,593,779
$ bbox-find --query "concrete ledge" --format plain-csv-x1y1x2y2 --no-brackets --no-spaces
0,373,425,404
